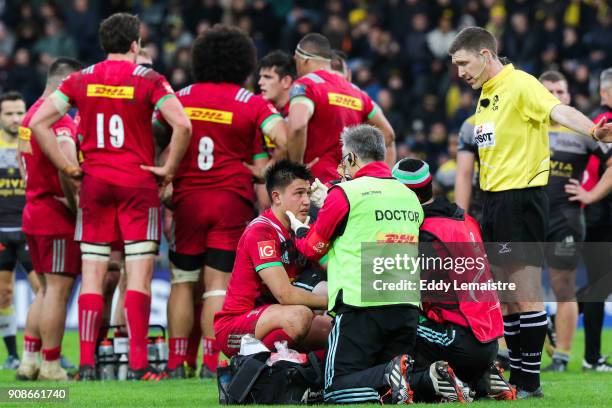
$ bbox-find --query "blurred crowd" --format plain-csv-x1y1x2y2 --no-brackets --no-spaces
0,0,610,172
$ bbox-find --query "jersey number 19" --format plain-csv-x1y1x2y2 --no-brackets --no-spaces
96,113,125,148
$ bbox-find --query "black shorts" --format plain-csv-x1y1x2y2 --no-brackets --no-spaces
545,207,585,270
292,266,325,292
413,317,498,385
481,187,549,267
0,230,33,272
324,305,418,403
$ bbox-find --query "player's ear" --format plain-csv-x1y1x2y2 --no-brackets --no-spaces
271,190,282,205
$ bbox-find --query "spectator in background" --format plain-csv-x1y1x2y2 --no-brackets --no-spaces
503,12,539,73
426,11,457,60
66,0,101,64
0,22,15,57
32,18,77,60
6,48,38,104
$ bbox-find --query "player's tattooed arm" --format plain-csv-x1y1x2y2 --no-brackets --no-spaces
367,107,396,167
287,99,313,163
30,92,81,179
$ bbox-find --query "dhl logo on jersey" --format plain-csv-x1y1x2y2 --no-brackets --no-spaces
328,92,363,111
86,84,134,99
185,107,233,125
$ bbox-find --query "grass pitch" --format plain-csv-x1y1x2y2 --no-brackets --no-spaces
0,329,611,407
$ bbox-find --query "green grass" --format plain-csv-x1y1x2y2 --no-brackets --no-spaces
1,330,611,407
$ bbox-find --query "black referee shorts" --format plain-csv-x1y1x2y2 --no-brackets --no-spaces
0,230,33,272
413,317,498,385
545,206,585,270
324,305,419,403
481,187,549,267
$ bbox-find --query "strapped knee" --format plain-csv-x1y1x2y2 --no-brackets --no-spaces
81,243,111,261
124,241,158,261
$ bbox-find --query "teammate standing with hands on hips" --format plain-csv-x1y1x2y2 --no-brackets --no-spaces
449,27,612,398
29,13,192,381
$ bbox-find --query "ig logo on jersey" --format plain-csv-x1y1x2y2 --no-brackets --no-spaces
257,240,276,259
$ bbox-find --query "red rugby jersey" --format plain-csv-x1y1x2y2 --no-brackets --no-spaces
157,83,281,202
215,209,300,319
57,60,175,190
20,98,78,235
290,69,376,182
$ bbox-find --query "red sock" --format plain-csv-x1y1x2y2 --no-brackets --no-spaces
42,346,61,362
124,290,151,371
186,303,202,367
202,337,220,372
78,293,104,366
24,336,42,353
261,329,295,351
167,338,188,370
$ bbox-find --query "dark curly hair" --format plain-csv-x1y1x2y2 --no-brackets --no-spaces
99,13,140,54
191,24,256,84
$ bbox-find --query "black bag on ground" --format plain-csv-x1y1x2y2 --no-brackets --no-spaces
218,351,324,405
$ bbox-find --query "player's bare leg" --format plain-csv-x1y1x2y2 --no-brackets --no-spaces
101,266,120,340
124,240,158,380
165,263,199,377
77,243,111,380
111,250,127,330
200,265,229,377
0,270,19,369
38,274,75,380
254,304,314,348
545,267,577,372
16,282,43,380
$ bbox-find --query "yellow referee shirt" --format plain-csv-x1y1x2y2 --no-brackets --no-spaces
474,64,561,191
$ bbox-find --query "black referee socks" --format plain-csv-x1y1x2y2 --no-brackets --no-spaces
519,311,548,391
502,314,521,386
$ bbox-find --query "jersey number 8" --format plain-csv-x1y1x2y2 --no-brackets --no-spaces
198,136,214,171
96,113,124,148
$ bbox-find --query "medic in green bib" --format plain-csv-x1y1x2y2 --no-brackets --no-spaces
286,125,469,404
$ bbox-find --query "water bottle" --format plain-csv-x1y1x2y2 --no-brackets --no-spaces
98,339,116,380
117,354,128,381
147,338,157,366
155,337,168,371
217,360,231,404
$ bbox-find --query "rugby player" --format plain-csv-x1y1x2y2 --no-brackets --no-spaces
538,71,607,372
17,58,83,381
288,33,396,182
258,50,295,117
155,25,286,378
0,91,36,370
30,13,192,380
214,160,328,358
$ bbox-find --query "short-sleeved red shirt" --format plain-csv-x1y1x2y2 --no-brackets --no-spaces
215,209,301,319
20,98,78,235
57,60,175,190
290,69,376,182
156,83,280,202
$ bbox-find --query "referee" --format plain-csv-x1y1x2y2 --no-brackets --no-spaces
449,27,612,399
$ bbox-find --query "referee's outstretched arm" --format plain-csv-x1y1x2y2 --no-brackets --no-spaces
550,104,612,142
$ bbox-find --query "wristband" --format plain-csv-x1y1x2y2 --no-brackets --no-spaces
589,125,599,141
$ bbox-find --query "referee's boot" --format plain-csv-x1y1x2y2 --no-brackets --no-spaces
429,361,472,403
383,354,414,404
